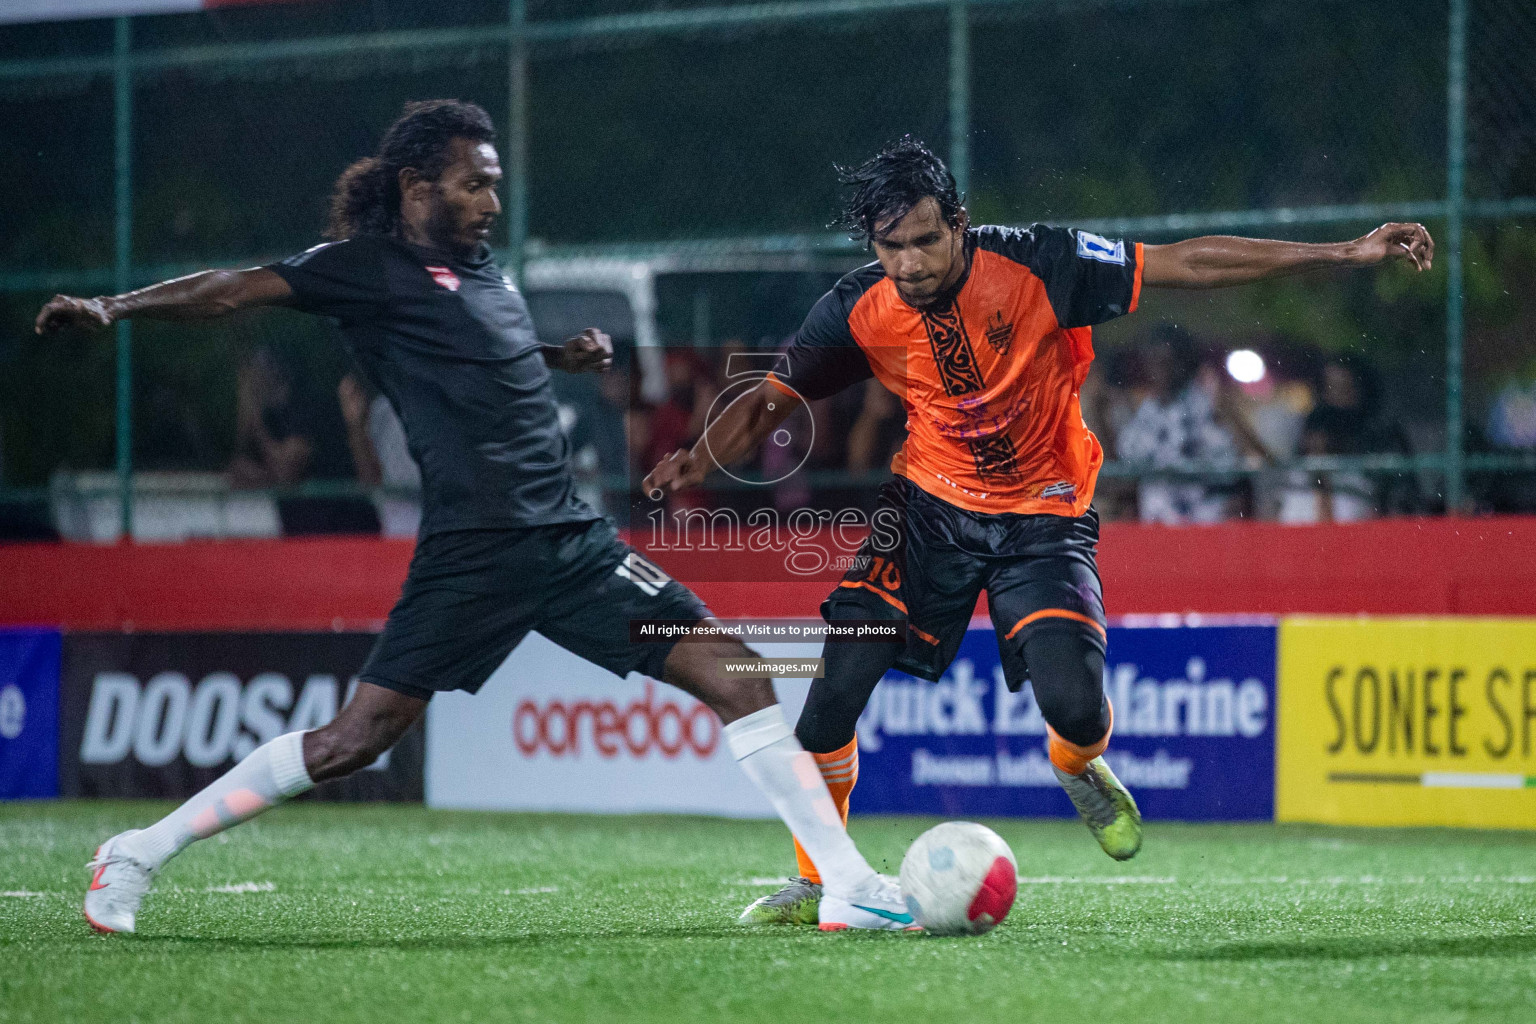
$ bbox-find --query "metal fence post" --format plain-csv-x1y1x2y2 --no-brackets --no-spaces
508,0,529,284
949,0,970,201
1445,0,1467,513
113,16,134,542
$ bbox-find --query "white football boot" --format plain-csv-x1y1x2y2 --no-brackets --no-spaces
84,830,157,934
817,874,920,932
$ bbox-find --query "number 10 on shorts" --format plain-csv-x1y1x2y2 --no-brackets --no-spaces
614,552,671,596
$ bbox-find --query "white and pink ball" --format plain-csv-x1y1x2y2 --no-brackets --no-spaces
899,822,1018,936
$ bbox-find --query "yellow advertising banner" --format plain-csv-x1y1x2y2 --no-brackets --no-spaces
1278,618,1536,829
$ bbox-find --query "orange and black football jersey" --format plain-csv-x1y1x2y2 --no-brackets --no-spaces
767,224,1143,517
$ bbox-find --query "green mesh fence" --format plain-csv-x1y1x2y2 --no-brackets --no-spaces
0,0,1532,536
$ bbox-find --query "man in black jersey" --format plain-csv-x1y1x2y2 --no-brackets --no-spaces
42,100,912,936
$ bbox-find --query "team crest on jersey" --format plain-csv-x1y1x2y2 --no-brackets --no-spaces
425,265,461,292
984,310,1014,355
1041,480,1077,503
1075,231,1126,265
920,303,985,396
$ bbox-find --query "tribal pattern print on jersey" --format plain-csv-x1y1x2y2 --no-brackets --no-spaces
765,225,1143,517
920,302,986,397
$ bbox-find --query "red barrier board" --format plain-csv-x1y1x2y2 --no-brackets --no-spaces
0,536,414,632
2,517,1534,631
1099,517,1536,617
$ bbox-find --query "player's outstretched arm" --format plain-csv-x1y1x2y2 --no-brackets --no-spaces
34,268,293,334
642,380,798,497
1141,222,1433,289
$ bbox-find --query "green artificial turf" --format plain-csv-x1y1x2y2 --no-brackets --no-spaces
2,802,1534,1023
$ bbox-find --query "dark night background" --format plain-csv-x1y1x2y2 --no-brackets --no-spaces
0,0,1532,495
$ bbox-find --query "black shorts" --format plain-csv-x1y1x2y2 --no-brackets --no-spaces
826,477,1106,685
360,519,710,701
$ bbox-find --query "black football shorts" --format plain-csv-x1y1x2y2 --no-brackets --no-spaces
359,518,710,701
825,477,1106,686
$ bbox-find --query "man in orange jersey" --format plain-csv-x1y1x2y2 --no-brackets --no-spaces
643,137,1433,924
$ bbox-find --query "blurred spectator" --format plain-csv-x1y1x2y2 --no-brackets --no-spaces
1469,375,1536,513
1224,340,1319,519
340,372,421,538
228,347,377,535
1277,353,1418,522
1081,347,1139,521
764,400,814,512
1240,341,1319,470
0,421,53,541
138,380,216,472
846,378,905,475
1116,325,1268,524
558,368,631,520
644,353,715,469
1487,377,1536,450
644,352,716,514
229,347,313,489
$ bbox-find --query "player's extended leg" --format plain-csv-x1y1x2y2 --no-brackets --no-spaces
740,598,904,925
83,682,426,934
661,629,913,931
1022,629,1141,860
533,525,910,930
986,508,1141,861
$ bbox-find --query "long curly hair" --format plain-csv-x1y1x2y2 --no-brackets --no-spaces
834,135,962,246
326,99,497,240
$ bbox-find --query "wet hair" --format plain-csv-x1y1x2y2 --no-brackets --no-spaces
327,99,497,240
834,135,962,246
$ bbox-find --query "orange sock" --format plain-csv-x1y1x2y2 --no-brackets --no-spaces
1046,700,1114,776
792,736,858,884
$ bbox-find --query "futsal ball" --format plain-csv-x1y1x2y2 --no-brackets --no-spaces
899,822,1018,936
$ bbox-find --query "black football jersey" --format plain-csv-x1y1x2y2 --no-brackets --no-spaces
268,235,598,536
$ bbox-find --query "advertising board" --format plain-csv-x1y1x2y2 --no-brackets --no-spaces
852,624,1277,821
428,624,1274,822
426,632,813,816
0,628,61,800
60,633,423,801
1277,617,1536,829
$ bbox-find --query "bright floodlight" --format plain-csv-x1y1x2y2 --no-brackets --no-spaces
1226,349,1265,383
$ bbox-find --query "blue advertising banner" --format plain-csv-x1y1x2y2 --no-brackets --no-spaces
852,624,1277,821
0,628,62,800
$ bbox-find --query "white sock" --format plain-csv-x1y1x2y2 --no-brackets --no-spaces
124,731,315,869
724,705,879,899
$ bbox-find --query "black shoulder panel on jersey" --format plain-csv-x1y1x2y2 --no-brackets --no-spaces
266,236,387,321
777,262,886,401
973,224,1138,329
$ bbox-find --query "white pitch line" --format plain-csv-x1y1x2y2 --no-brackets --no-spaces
10,876,1534,902
727,875,1536,888
1016,876,1536,887
1223,876,1536,886
1017,876,1178,885
162,881,277,894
